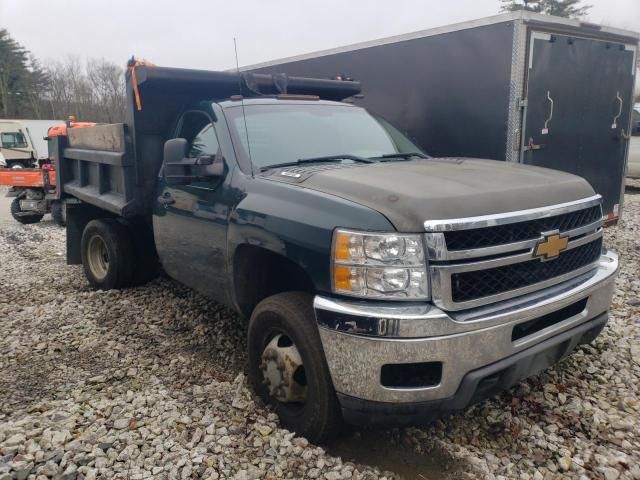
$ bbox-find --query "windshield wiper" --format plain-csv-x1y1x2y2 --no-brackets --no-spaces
260,154,374,172
375,152,429,161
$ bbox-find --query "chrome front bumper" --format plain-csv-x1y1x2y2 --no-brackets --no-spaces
314,250,618,404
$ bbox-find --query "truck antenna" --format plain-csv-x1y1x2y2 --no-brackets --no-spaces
234,38,254,176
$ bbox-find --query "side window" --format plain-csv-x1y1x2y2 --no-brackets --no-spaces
178,112,219,158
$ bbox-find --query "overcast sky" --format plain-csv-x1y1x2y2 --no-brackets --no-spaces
1,0,638,70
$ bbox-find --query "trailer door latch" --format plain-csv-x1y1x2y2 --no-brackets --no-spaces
517,98,528,108
525,137,544,151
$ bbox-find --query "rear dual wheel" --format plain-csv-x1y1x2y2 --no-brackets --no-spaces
248,292,343,443
81,218,159,290
81,219,135,290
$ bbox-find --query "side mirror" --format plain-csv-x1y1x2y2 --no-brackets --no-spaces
164,138,188,166
164,138,225,186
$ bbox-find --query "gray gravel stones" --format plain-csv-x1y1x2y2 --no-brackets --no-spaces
1,188,639,479
0,205,386,479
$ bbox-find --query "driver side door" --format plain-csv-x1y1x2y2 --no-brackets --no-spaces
153,110,233,303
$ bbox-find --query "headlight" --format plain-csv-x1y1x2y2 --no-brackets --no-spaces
331,229,429,300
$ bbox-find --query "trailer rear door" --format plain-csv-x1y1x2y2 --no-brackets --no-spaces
522,31,636,219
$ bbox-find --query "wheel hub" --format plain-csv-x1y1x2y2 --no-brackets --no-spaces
260,334,307,403
87,235,109,280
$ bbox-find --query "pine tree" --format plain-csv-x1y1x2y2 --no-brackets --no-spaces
0,29,25,117
500,0,591,18
0,29,37,118
500,0,543,13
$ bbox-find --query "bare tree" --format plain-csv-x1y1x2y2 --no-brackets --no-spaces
24,54,49,119
43,57,126,123
87,59,126,122
0,28,126,121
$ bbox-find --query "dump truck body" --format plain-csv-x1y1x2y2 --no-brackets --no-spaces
54,63,618,441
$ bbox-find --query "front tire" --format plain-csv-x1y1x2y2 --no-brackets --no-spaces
81,219,135,290
10,198,44,224
248,292,343,443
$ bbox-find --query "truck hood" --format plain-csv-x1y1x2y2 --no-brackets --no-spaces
265,158,596,232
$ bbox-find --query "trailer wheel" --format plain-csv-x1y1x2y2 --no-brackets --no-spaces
10,198,44,224
51,201,66,227
81,219,135,290
248,292,343,443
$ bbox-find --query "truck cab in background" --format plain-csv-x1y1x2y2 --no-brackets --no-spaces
0,120,39,169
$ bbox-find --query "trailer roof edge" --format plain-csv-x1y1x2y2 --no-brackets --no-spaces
240,12,639,72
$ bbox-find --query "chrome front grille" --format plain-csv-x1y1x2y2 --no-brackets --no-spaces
443,205,602,251
426,195,604,311
451,237,602,303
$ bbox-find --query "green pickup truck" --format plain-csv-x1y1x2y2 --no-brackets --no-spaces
52,63,618,442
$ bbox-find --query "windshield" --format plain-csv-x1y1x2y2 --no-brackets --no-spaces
1,131,29,149
224,103,424,170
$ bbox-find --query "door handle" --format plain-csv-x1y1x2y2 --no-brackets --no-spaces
542,91,553,135
157,192,175,206
612,92,623,129
526,137,544,151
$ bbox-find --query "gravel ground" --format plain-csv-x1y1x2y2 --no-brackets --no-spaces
0,187,638,480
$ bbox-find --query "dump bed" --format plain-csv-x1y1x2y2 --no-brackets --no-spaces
53,63,360,217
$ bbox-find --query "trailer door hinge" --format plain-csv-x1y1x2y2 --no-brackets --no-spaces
518,98,528,109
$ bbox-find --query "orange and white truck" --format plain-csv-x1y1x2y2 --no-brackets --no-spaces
0,121,95,225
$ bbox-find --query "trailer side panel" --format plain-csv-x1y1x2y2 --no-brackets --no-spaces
250,22,515,161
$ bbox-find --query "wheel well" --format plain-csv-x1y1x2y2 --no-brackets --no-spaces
65,204,117,265
233,245,315,318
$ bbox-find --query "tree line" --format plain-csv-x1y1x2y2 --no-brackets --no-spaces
0,29,126,123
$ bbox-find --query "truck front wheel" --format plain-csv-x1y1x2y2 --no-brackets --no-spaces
81,219,134,290
248,292,343,443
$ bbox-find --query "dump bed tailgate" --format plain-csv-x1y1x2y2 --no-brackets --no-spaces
54,123,145,217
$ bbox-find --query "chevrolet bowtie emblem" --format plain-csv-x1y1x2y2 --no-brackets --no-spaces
534,232,569,260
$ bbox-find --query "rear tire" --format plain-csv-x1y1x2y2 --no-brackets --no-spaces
10,198,44,224
81,219,135,290
51,201,66,227
248,292,343,443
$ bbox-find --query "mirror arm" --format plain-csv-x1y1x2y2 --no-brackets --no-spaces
195,155,214,165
